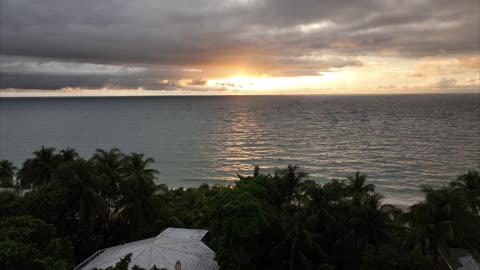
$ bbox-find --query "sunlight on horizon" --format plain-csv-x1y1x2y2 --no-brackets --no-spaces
207,71,349,93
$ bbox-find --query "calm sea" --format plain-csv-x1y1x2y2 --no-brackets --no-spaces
1,94,479,204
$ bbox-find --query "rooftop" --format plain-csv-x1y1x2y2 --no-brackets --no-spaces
76,228,219,270
439,248,480,270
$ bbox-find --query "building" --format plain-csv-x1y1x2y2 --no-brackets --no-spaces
75,228,219,270
438,248,480,270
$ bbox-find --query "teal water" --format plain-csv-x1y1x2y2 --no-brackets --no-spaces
1,94,479,204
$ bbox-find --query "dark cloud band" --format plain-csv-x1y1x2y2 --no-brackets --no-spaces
1,0,478,90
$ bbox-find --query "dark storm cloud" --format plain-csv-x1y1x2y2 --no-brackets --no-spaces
0,0,478,90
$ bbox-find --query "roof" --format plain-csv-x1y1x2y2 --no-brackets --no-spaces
439,248,480,270
76,228,219,270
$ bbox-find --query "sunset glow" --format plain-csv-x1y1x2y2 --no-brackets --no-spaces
0,0,479,96
208,75,335,92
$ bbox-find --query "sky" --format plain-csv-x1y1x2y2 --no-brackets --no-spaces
0,0,479,96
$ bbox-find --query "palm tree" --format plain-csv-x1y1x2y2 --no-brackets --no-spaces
55,159,106,232
450,170,480,215
404,186,480,260
116,153,160,232
349,193,394,247
0,160,17,188
300,180,325,209
123,153,159,180
275,165,309,208
91,149,125,205
347,172,375,204
92,149,125,175
168,189,208,227
91,148,127,239
59,147,79,162
271,210,326,270
115,173,159,233
322,179,348,204
17,146,59,188
0,160,17,179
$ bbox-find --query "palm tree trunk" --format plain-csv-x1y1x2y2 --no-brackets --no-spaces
290,237,297,270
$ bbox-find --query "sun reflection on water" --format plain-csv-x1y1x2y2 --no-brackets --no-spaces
206,102,272,179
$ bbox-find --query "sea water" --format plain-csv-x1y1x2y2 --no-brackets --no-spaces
1,94,479,204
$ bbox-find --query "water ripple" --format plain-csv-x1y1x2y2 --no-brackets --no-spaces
1,94,479,204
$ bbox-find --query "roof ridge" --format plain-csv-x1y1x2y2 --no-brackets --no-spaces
152,246,204,266
149,245,174,269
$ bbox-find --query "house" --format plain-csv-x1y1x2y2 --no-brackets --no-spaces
438,248,480,270
75,228,219,270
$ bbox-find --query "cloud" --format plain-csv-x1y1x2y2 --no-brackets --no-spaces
1,56,145,75
435,78,457,88
377,85,396,89
0,0,479,91
408,72,427,78
179,79,208,86
457,57,480,69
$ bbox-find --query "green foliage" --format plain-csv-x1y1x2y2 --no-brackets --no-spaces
210,187,269,270
0,216,73,270
451,170,480,215
94,253,132,270
55,159,106,227
1,147,478,270
0,177,14,188
18,146,60,188
0,160,17,188
7,185,70,226
347,172,375,204
0,191,16,215
59,147,79,162
361,245,434,270
92,253,166,270
404,186,480,259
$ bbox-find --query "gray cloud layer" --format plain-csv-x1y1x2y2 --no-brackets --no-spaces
1,0,479,90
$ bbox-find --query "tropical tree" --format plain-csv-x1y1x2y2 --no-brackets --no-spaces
55,160,106,233
91,148,125,223
360,245,434,270
404,186,480,260
17,146,60,188
115,173,160,236
210,188,269,270
0,160,17,188
59,147,79,162
4,147,480,270
115,153,160,235
123,153,159,180
347,172,375,204
322,178,348,204
450,170,480,215
0,215,73,270
167,188,209,228
349,193,394,248
271,209,326,270
7,184,70,232
274,165,309,208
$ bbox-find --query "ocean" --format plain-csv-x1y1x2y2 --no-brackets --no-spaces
1,94,479,204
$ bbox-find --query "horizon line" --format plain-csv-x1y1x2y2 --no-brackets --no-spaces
1,92,479,99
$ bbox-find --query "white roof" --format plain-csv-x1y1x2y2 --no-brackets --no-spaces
459,256,480,270
76,228,219,270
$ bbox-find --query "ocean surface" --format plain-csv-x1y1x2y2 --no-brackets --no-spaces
1,94,479,204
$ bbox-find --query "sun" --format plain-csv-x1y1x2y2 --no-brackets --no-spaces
226,75,255,89
208,75,294,92
207,70,352,94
